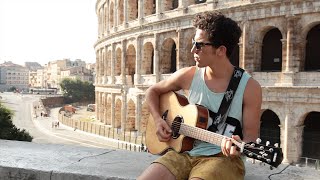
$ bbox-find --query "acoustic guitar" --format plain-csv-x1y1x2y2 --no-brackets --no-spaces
146,91,283,168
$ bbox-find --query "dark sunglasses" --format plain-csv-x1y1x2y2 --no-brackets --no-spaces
192,38,215,50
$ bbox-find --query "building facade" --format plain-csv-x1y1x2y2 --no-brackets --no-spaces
0,61,29,91
94,0,320,164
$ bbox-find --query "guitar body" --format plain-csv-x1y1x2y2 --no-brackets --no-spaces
146,91,209,155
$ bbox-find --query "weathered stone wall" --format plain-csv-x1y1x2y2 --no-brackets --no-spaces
94,0,320,163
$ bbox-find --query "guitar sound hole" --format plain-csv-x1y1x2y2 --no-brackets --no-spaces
172,116,183,139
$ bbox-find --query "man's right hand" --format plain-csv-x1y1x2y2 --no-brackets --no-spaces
155,117,172,142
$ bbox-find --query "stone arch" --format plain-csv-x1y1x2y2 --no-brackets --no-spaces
302,111,320,159
164,0,178,11
126,44,136,76
195,0,206,4
304,24,320,71
127,99,136,130
115,48,122,75
142,42,154,74
118,0,124,25
115,98,122,128
109,1,114,29
128,0,138,21
99,7,104,36
260,109,281,146
144,0,156,16
106,96,112,125
107,50,111,76
160,38,177,74
141,102,150,133
261,28,283,72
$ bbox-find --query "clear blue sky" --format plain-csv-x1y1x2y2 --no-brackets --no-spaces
0,0,97,65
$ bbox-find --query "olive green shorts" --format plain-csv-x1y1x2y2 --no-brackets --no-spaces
154,150,245,180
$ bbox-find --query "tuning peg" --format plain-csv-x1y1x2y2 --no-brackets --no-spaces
274,143,279,148
266,159,271,163
256,138,262,144
270,166,273,170
266,141,270,146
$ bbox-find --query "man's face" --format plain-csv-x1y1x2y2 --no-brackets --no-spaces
191,29,217,67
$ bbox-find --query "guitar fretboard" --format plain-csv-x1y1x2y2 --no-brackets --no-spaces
179,123,242,148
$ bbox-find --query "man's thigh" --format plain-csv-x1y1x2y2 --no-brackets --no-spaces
154,151,192,180
189,155,245,180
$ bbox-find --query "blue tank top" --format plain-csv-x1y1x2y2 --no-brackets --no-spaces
187,67,251,156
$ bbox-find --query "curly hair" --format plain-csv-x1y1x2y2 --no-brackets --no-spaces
193,11,242,58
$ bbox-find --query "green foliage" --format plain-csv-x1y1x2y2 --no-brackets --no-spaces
60,78,95,103
8,86,17,92
0,105,33,142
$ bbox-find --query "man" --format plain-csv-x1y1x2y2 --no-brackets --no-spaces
138,11,262,180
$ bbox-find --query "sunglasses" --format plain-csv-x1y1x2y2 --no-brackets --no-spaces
192,38,215,50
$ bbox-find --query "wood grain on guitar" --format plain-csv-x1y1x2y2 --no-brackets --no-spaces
146,91,283,168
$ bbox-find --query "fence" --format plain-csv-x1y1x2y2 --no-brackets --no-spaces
58,113,147,152
298,157,320,170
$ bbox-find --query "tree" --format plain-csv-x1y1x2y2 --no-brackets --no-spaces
0,104,33,141
60,78,95,103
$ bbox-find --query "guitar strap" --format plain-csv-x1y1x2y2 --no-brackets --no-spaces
207,67,245,137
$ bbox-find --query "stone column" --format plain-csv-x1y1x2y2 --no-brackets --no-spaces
111,43,115,84
121,89,128,131
104,92,108,124
138,0,143,24
106,1,110,34
95,50,99,84
111,93,116,127
154,33,160,82
123,0,128,27
156,0,162,18
239,20,248,70
283,109,304,163
103,46,108,84
113,0,117,29
121,40,127,84
136,95,142,132
95,91,99,121
136,36,142,85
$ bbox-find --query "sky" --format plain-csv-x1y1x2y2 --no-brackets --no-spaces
0,0,98,66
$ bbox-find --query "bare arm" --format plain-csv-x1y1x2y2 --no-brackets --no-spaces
242,78,262,143
222,78,262,157
146,66,196,141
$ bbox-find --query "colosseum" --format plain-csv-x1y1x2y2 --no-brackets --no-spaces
94,0,320,164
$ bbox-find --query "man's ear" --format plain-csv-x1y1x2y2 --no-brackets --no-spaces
217,46,227,56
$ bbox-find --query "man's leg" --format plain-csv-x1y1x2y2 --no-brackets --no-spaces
137,163,175,180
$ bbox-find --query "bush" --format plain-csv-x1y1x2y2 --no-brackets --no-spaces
0,105,33,142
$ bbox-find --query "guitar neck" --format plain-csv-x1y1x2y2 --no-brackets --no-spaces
179,123,242,148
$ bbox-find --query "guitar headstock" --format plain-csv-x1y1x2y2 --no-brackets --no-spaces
242,139,283,168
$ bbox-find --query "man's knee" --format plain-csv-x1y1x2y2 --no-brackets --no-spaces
138,163,175,180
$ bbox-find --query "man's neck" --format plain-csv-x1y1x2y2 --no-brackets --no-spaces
206,59,234,80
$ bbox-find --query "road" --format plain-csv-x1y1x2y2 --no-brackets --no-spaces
0,92,116,149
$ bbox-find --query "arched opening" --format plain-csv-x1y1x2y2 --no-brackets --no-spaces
160,38,176,74
115,99,122,128
127,100,136,131
109,2,114,29
115,48,122,75
260,110,281,146
128,0,138,21
107,50,111,76
144,0,156,16
118,0,124,25
106,97,111,125
305,24,320,71
126,44,136,84
142,42,154,74
230,43,240,67
140,102,149,133
302,112,320,159
261,28,282,71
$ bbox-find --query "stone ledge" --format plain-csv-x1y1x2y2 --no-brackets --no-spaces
1,140,319,180
0,140,157,180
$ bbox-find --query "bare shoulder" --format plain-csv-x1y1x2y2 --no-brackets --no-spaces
167,66,197,89
244,78,262,104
